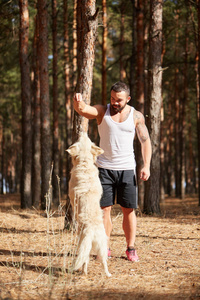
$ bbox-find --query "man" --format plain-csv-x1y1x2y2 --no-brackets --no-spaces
73,81,152,261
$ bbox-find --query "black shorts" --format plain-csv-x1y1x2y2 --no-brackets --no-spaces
98,168,138,209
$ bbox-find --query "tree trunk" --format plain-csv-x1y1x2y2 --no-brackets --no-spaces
120,1,126,81
166,117,174,196
19,0,32,208
186,109,195,194
32,14,41,208
160,36,166,203
174,10,181,198
64,0,72,154
0,122,4,194
52,0,60,207
143,0,163,214
73,0,99,142
135,0,144,209
73,0,77,90
102,0,107,106
197,0,200,205
38,0,51,210
129,0,136,107
180,6,189,199
64,0,73,226
143,0,149,118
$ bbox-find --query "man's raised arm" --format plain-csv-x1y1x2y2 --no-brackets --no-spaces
73,93,103,121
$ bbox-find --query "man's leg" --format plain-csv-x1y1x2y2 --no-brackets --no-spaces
101,206,112,248
121,207,136,247
121,207,139,261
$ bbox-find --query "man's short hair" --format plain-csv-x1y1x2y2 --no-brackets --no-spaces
110,81,130,96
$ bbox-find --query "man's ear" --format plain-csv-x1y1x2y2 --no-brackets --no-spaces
127,96,131,103
91,144,104,157
66,144,79,156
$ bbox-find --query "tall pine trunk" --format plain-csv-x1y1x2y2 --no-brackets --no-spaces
38,0,51,209
135,0,144,209
19,0,32,208
197,0,200,205
174,10,181,198
64,0,72,157
52,0,60,207
73,0,77,90
129,0,136,107
72,0,99,142
180,6,189,199
64,0,73,226
143,0,163,214
32,15,41,208
102,0,107,106
1,122,4,194
120,1,126,81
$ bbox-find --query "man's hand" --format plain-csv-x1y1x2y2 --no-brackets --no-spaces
140,166,150,181
74,93,82,102
73,93,86,113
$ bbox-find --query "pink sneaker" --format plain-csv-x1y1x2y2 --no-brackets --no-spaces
108,248,111,258
126,248,139,262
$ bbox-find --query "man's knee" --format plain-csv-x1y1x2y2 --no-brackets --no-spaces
121,207,135,215
101,206,112,212
101,206,112,219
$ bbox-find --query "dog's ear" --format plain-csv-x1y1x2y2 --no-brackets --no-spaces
66,144,79,156
91,144,104,157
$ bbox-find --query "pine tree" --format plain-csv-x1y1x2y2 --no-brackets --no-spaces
19,0,32,208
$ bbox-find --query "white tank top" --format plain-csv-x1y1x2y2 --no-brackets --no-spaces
96,104,136,170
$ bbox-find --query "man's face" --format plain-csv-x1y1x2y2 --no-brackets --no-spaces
110,90,130,113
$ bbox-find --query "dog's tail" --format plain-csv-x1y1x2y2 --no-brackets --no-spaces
73,229,93,272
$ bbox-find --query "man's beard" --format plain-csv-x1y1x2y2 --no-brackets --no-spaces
111,102,127,113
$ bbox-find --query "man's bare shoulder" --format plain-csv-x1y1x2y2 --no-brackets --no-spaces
133,109,145,125
93,104,107,125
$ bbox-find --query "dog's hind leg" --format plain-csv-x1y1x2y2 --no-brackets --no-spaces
101,257,111,277
96,239,111,277
82,256,89,275
74,233,92,275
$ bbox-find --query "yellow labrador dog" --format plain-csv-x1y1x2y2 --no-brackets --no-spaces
67,132,111,277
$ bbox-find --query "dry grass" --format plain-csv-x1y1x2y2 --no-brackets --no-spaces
0,193,200,299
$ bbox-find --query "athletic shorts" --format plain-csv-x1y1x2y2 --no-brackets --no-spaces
98,168,138,209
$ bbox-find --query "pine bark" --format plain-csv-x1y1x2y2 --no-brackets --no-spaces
174,10,181,198
120,2,126,81
135,0,145,209
64,0,73,226
143,0,163,214
102,0,107,106
52,0,60,207
32,14,41,208
180,6,189,199
73,0,77,90
73,0,99,142
0,122,4,194
38,0,51,209
64,0,72,152
129,0,136,107
19,0,32,208
198,0,200,205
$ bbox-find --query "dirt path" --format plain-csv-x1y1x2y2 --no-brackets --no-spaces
0,194,199,299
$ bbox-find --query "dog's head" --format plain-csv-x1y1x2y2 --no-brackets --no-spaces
66,132,104,164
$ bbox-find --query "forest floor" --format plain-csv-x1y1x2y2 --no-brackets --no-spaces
0,194,200,300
